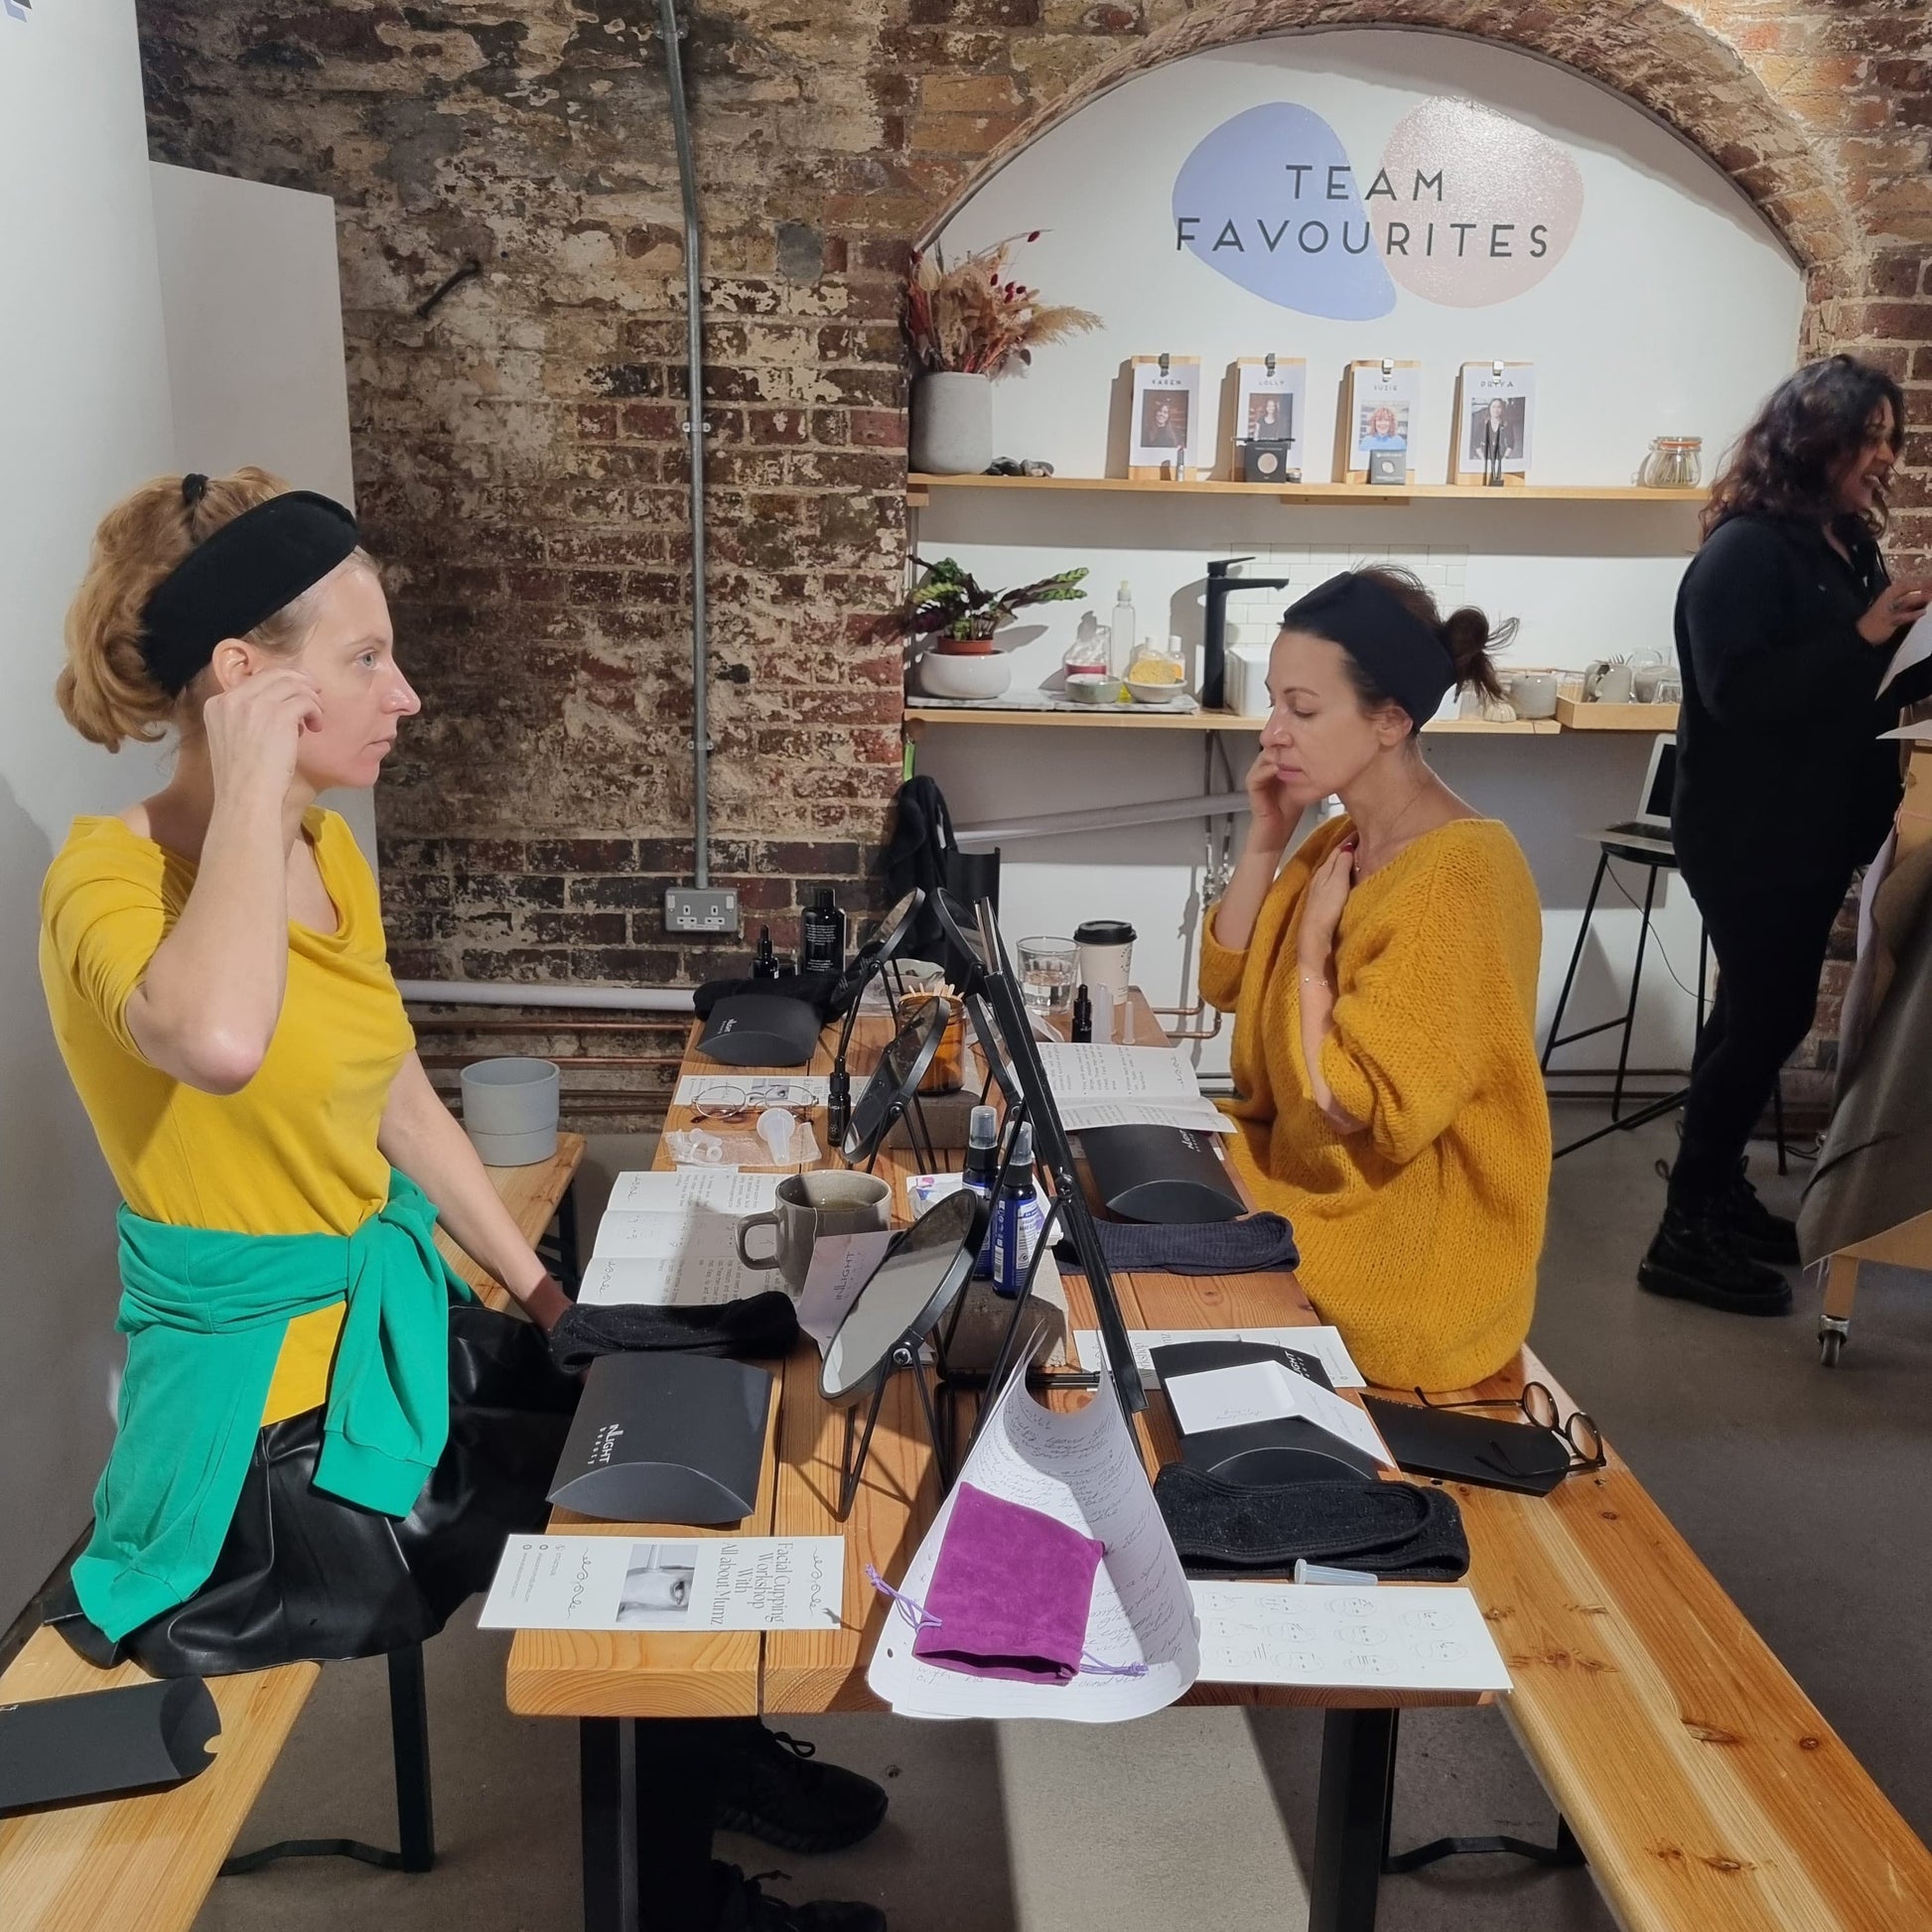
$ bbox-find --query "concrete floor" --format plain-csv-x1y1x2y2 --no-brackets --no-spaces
191,1118,1932,1932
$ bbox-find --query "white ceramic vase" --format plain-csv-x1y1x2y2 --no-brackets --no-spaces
909,372,993,477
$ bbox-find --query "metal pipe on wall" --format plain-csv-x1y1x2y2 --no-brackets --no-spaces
397,980,696,1014
658,0,711,888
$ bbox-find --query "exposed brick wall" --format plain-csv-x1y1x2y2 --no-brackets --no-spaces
135,0,1931,1123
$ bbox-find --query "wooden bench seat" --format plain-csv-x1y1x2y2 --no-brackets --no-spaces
0,1135,585,1932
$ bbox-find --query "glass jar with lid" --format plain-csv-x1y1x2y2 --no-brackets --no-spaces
1639,437,1704,488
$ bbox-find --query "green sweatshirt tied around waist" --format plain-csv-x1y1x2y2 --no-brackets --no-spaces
72,1171,472,1643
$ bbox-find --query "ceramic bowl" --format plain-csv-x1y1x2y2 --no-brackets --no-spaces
1064,674,1122,705
917,650,1012,701
1125,674,1186,707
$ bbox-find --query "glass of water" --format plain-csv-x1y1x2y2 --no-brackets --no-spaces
1018,935,1078,1017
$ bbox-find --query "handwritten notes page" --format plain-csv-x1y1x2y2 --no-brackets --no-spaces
868,1375,1200,1723
1036,1044,1233,1135
480,1535,844,1634
1075,1327,1365,1391
1191,1584,1511,1693
577,1172,781,1308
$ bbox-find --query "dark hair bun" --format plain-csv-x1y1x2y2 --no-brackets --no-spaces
1440,604,1510,702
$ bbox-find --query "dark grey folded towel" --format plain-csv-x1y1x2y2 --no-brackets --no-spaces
1057,1211,1300,1277
546,1293,799,1375
1154,1464,1469,1582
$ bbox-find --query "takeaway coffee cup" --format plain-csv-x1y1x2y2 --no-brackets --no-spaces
735,1172,893,1294
1074,920,1136,1006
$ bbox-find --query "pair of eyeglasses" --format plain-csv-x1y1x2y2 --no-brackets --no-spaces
1415,1380,1606,1475
688,1080,818,1123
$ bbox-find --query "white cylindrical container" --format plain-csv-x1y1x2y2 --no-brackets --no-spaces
460,1056,560,1166
909,372,993,476
1073,920,1136,1006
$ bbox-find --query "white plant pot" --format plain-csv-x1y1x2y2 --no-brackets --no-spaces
916,649,1012,701
910,372,993,477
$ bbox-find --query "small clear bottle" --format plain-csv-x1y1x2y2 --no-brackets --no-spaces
1109,581,1137,679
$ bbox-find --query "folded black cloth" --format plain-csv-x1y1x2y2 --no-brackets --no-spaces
693,969,846,1022
1153,1464,1469,1582
1057,1211,1300,1277
546,1294,799,1375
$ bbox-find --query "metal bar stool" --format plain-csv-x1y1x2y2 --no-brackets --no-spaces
1543,836,1787,1164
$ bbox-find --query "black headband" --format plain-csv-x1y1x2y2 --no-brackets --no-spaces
139,486,361,695
1283,571,1456,727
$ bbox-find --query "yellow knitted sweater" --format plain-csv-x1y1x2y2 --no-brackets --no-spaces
1200,814,1549,1392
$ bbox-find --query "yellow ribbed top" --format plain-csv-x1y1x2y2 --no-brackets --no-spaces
1201,814,1549,1392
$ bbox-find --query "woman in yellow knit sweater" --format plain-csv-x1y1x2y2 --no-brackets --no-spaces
1202,569,1549,1390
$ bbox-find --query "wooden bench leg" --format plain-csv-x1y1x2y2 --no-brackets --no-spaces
1820,1255,1858,1367
220,1644,435,1878
1310,1708,1396,1932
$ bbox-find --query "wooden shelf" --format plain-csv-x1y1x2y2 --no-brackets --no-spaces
903,705,1561,736
1555,695,1680,732
906,474,1704,508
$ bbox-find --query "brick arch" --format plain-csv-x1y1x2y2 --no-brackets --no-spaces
915,3,1866,295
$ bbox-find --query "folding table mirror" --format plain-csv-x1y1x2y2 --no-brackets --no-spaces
841,995,946,1172
932,889,1023,1107
820,1188,987,1519
828,888,925,1145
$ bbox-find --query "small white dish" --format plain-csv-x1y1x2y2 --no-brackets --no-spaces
1125,676,1187,707
1064,674,1122,705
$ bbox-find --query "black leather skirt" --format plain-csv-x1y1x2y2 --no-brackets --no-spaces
50,1304,579,1679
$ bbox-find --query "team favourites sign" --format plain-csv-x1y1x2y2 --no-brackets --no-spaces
1173,97,1584,317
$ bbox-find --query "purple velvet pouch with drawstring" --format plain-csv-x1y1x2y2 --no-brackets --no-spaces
910,1482,1105,1684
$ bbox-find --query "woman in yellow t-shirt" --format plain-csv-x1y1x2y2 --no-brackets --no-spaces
1203,570,1550,1390
38,473,892,1918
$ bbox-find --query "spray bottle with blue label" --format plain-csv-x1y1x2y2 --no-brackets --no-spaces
990,1121,1045,1299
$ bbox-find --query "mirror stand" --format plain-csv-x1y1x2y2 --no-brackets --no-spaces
833,1341,952,1521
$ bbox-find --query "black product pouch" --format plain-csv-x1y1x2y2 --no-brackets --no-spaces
1359,1397,1572,1496
546,1293,800,1375
1153,1464,1470,1582
693,968,845,1023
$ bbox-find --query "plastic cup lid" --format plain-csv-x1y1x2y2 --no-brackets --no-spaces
1074,920,1137,945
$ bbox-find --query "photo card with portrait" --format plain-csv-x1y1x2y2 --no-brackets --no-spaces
1231,357,1307,483
1128,355,1203,479
1341,360,1420,483
1453,361,1535,484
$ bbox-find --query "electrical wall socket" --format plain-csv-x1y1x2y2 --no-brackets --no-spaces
663,887,741,936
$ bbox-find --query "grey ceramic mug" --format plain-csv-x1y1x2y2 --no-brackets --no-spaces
735,1172,893,1293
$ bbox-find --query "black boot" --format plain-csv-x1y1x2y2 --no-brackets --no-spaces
1638,1205,1793,1315
713,1725,889,1855
1710,1159,1801,1266
712,1862,886,1932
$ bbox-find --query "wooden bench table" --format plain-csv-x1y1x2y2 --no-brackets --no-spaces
510,1009,1932,1932
0,1133,586,1932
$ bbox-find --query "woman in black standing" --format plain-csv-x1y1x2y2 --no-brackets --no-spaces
1641,356,1931,1313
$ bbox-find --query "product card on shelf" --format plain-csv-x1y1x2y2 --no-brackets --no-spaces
1037,1043,1203,1105
480,1536,844,1633
1190,1583,1511,1692
867,1375,1199,1724
1164,1361,1394,1468
796,1231,896,1351
1075,1327,1365,1390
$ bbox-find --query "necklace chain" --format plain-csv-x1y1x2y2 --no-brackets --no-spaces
1351,775,1435,877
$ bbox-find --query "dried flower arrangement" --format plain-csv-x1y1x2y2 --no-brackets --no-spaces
903,233,1101,378
893,555,1090,649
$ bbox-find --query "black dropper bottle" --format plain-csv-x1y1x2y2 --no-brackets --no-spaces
751,924,779,979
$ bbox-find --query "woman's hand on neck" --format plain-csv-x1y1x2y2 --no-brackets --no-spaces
137,736,315,864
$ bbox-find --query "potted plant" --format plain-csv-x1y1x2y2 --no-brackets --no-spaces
891,555,1088,700
903,234,1100,476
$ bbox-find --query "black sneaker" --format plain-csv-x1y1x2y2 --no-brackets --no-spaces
1638,1206,1793,1315
713,1725,889,1855
1711,1162,1801,1266
712,1863,886,1932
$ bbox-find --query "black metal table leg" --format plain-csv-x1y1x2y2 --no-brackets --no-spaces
1310,1708,1397,1932
581,1716,727,1932
388,1643,436,1871
581,1719,638,1932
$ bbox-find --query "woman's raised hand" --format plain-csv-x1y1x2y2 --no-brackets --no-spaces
1860,580,1932,646
201,667,324,803
1244,748,1297,851
1299,840,1357,964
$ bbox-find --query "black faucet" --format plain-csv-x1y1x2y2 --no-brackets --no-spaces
1201,557,1296,711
